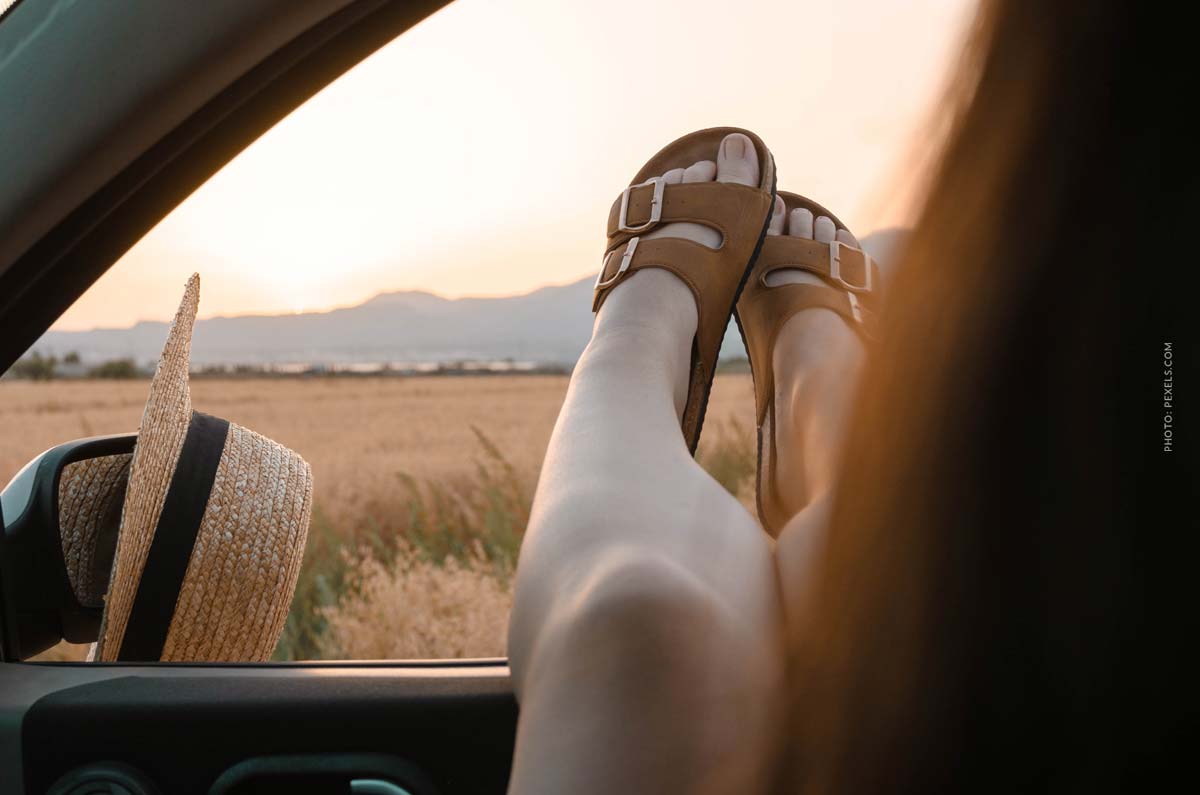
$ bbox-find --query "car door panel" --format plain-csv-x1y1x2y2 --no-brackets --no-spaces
3,661,517,793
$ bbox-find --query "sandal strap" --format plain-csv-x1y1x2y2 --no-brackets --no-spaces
756,235,882,309
605,180,772,250
739,230,882,428
593,177,772,335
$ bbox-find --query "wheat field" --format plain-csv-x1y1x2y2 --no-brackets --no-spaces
0,374,757,661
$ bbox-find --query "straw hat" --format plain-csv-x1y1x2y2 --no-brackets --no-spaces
58,452,131,608
79,274,313,662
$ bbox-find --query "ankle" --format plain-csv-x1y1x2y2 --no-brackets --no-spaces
594,269,697,342
578,325,689,419
770,309,865,509
772,309,861,378
587,269,697,415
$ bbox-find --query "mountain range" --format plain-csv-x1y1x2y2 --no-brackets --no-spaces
35,230,905,368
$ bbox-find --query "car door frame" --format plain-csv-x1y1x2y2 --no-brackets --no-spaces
0,1,519,792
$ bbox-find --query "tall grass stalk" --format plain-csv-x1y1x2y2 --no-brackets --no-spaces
273,427,531,660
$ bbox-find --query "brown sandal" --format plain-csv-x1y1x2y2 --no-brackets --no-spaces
735,191,881,535
592,127,777,454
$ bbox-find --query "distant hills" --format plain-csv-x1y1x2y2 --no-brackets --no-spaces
34,230,905,368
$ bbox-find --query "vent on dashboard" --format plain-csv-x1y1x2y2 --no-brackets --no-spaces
47,761,158,795
208,753,435,795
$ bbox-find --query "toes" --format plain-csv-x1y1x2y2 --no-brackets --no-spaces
682,160,717,183
788,208,814,239
814,215,837,244
663,167,685,185
767,197,786,235
716,133,759,187
835,228,860,247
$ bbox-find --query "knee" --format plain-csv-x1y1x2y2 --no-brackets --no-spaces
572,551,730,640
510,549,750,693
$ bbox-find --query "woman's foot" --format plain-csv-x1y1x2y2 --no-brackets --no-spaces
587,133,761,421
762,203,867,520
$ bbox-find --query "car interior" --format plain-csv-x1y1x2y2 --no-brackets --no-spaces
1,2,530,793
0,0,1038,789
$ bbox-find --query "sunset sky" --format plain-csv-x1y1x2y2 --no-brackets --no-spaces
52,0,974,331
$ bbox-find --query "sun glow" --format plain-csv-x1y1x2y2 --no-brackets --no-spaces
51,0,974,331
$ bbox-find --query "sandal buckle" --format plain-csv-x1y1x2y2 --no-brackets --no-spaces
848,293,878,327
595,236,640,290
829,241,874,294
848,293,864,323
618,177,666,233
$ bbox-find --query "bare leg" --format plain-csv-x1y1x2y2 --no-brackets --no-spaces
763,210,869,617
507,135,785,795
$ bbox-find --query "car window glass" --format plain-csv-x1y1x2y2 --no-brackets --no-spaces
2,0,974,661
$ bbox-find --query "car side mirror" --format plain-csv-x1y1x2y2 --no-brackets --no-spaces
0,433,136,660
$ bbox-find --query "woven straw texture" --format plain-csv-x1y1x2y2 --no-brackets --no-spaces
95,274,313,661
58,453,132,606
161,423,312,660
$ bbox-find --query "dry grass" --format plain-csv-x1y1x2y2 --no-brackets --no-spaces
3,374,757,661
323,543,510,660
31,642,92,661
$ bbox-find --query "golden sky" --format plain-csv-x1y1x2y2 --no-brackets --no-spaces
53,0,973,331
